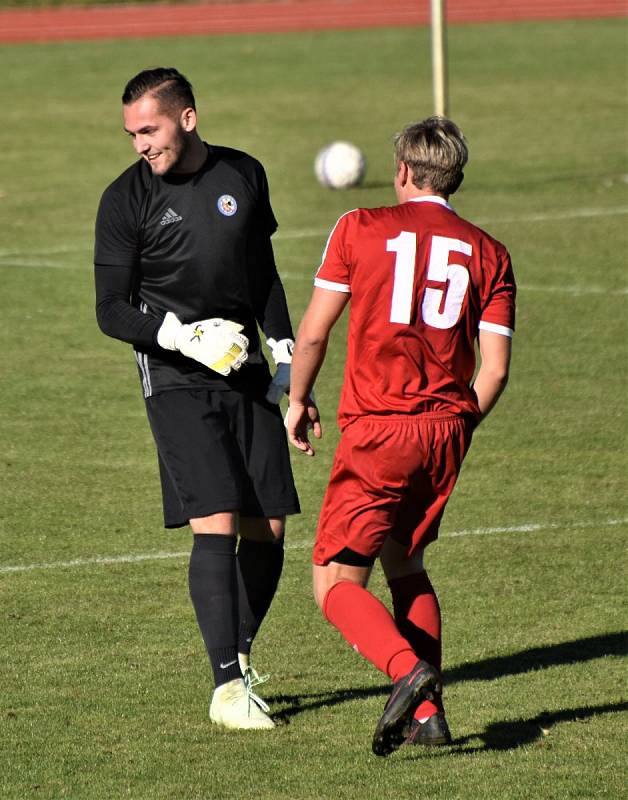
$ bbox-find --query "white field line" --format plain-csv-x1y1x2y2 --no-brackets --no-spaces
474,206,628,226
1,517,625,575
283,275,628,295
443,517,628,538
0,205,626,266
274,206,628,240
276,275,628,297
516,284,628,296
1,259,74,269
0,243,91,258
2,250,623,296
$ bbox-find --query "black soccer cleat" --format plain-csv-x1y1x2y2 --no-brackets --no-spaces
405,711,452,747
372,660,442,757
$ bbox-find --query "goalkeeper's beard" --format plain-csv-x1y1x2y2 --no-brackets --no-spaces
149,128,194,176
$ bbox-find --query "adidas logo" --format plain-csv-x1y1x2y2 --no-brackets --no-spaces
160,207,183,226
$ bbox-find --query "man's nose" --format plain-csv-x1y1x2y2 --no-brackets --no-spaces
133,135,149,154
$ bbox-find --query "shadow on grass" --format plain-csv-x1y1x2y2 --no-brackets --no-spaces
445,630,627,685
269,630,626,729
453,700,628,753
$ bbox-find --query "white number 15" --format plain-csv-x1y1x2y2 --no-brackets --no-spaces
387,232,472,329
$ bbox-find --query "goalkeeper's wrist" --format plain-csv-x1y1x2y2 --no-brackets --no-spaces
266,337,294,365
157,312,183,351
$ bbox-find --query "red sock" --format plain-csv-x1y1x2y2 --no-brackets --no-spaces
323,581,418,681
388,572,442,720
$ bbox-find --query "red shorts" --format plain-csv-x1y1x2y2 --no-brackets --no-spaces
313,413,474,565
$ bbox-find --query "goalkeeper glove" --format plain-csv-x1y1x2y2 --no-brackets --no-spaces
265,338,294,404
157,312,248,376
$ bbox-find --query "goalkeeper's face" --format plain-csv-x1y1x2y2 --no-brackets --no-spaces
123,95,195,176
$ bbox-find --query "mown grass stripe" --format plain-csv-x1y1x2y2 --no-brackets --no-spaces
1,517,624,574
0,204,626,261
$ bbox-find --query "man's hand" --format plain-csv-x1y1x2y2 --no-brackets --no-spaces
265,337,294,403
286,399,322,456
157,312,248,376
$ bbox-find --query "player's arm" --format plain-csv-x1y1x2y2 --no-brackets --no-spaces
250,235,297,402
96,264,249,376
95,263,162,348
288,287,349,455
94,186,162,348
245,165,298,398
253,237,294,343
95,264,248,376
473,245,516,421
472,329,512,422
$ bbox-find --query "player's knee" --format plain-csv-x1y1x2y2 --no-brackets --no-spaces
379,538,425,581
240,516,285,542
312,549,374,612
267,516,286,541
313,583,326,613
189,512,237,534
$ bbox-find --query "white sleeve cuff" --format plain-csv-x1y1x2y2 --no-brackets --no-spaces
479,320,514,338
314,277,350,293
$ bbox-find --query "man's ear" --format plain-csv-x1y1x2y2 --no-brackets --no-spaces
397,161,410,187
180,107,197,132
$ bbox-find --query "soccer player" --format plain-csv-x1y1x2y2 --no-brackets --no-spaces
287,117,516,755
95,67,313,730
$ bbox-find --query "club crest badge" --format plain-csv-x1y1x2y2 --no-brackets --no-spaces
217,194,238,217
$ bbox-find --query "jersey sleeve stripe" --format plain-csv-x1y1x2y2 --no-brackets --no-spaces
316,209,357,275
134,350,152,397
314,277,351,293
479,320,514,338
135,302,153,397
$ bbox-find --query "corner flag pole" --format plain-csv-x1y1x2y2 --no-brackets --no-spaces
430,0,448,117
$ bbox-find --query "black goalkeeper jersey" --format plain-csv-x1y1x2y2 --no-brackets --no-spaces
94,144,293,396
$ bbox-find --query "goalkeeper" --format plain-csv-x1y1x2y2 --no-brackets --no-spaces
94,67,312,731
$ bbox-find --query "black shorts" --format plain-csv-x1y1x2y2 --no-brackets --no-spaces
145,386,300,528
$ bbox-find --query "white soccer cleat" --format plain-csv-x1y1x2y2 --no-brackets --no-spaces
242,666,271,702
209,677,275,730
238,652,250,674
238,654,271,708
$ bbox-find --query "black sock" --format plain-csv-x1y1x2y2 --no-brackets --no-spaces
236,537,285,657
188,534,241,688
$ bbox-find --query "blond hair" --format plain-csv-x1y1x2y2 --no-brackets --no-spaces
394,116,468,195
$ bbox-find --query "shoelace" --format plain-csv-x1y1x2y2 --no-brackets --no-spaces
243,666,271,714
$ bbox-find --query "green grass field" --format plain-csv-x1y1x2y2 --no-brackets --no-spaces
1,17,627,800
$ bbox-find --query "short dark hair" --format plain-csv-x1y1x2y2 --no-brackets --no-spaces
394,116,468,196
122,67,196,117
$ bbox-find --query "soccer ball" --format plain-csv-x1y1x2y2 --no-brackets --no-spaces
314,141,366,190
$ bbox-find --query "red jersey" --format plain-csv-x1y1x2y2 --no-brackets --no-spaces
314,196,516,428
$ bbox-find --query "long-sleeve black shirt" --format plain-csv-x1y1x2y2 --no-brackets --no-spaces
94,144,293,397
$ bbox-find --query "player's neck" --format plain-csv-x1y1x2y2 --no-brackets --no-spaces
403,187,449,203
172,135,207,175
